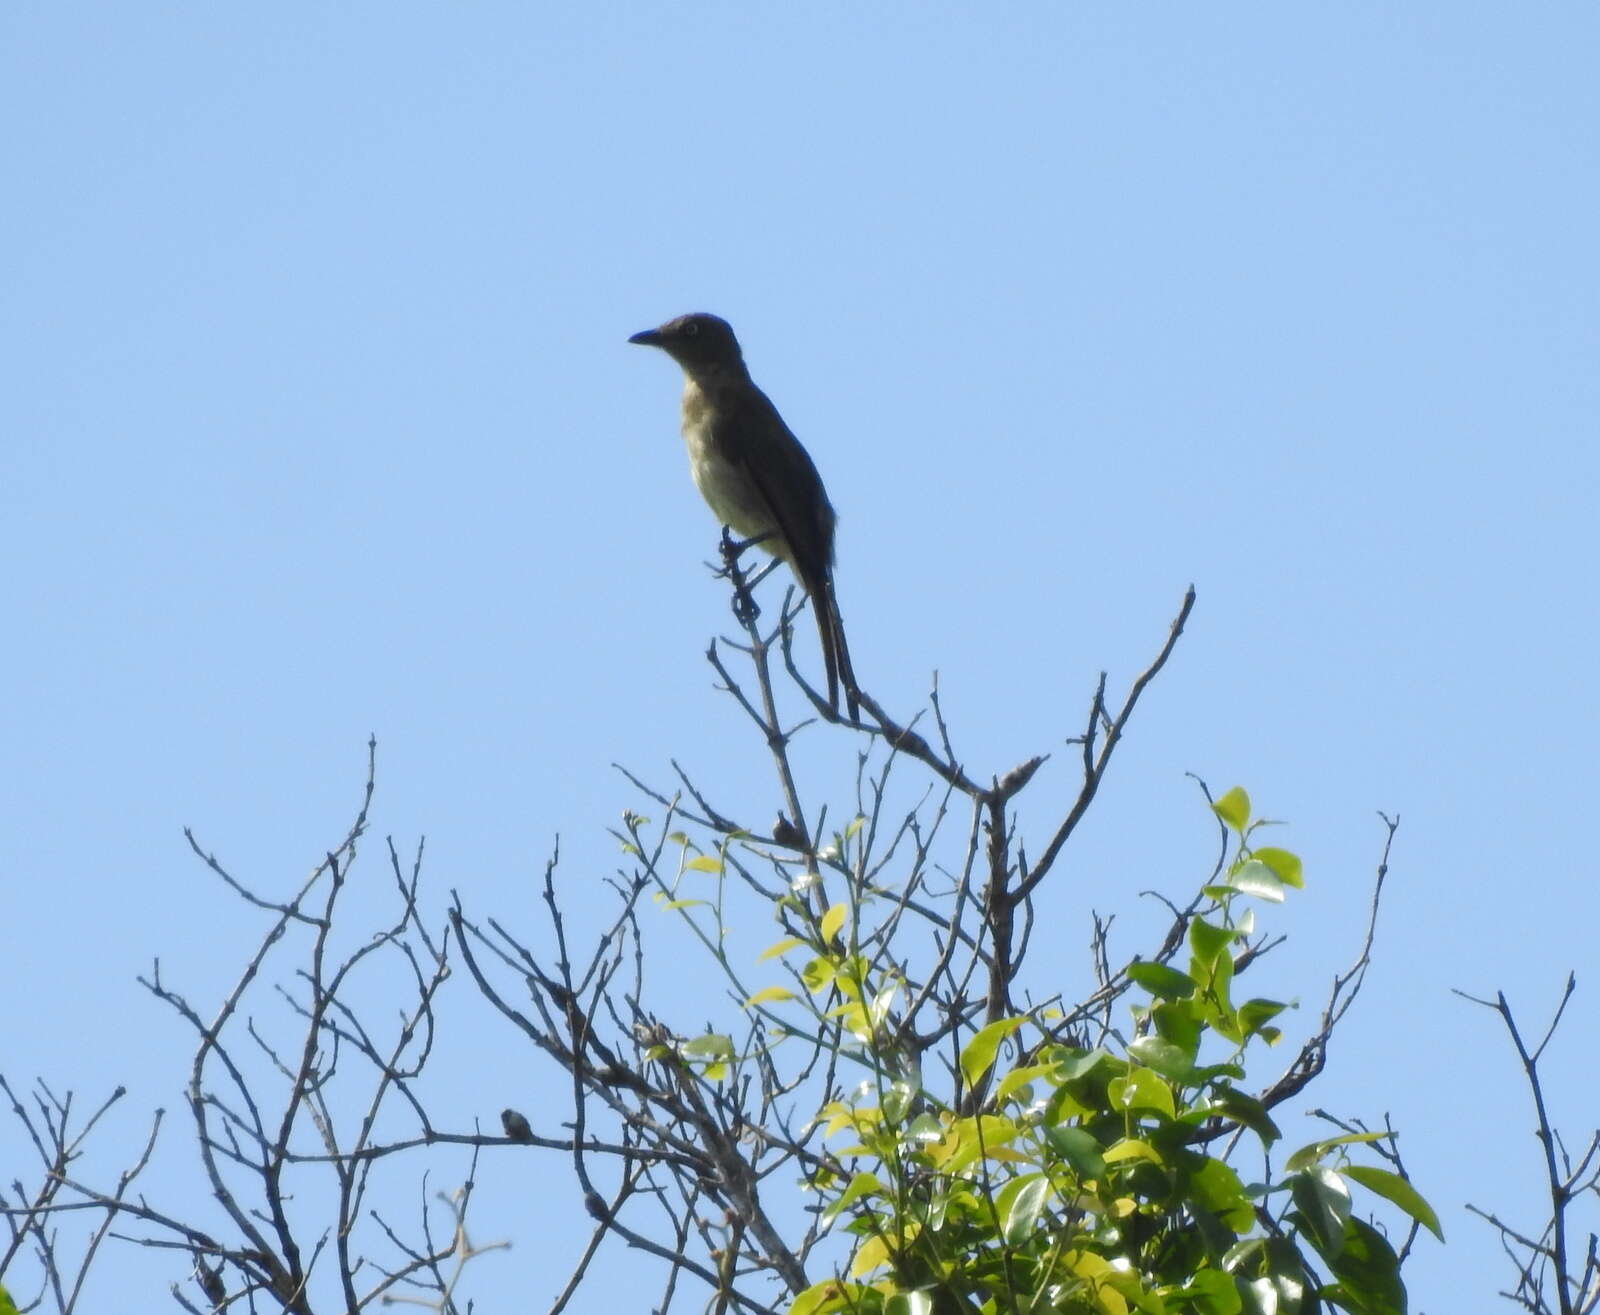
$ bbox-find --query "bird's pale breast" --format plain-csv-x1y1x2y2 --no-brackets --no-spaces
680,381,787,559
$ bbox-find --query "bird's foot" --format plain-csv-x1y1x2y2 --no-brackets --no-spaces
717,527,770,624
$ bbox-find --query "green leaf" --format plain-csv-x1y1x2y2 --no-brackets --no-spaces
821,1171,884,1225
1238,1275,1282,1315
885,1293,932,1315
1322,1217,1405,1315
744,986,795,1007
1044,1125,1107,1179
1189,918,1237,968
1213,787,1251,832
882,1079,918,1125
0,1285,18,1315
789,1281,874,1315
1221,1237,1266,1273
1109,1067,1175,1118
959,1015,1025,1087
827,1000,873,1040
1237,1242,1311,1315
1236,998,1289,1037
1191,929,1237,1030
927,1114,1025,1174
681,1033,734,1061
819,902,849,944
1344,1164,1444,1241
1127,960,1197,999
1253,847,1304,888
997,1173,1051,1243
995,1062,1053,1106
1284,1131,1386,1173
1051,1046,1112,1082
1181,1268,1242,1315
759,936,807,961
1103,1137,1163,1166
655,897,708,912
1151,1000,1203,1057
1208,1086,1281,1144
1127,1035,1193,1081
683,854,723,873
1228,859,1287,902
1190,1156,1255,1234
1290,1167,1351,1256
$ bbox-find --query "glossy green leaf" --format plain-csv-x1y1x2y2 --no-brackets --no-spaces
1221,1237,1266,1273
683,854,723,873
1189,918,1237,967
801,957,835,992
1127,1035,1193,1080
1109,1067,1175,1118
819,901,849,943
1322,1217,1405,1315
1103,1137,1163,1165
1151,1000,1202,1057
1213,787,1251,832
788,1280,874,1315
1190,1156,1255,1234
1229,859,1287,902
1127,960,1197,999
884,1292,932,1315
1290,1167,1351,1256
1284,1131,1385,1173
881,1079,917,1125
1343,1164,1444,1241
744,985,794,1006
1239,1276,1278,1315
827,1000,873,1040
1236,998,1288,1037
821,1171,884,1225
1050,1046,1113,1082
759,936,807,961
1044,1124,1107,1179
959,1015,1025,1087
995,1062,1053,1105
997,1172,1051,1243
1192,938,1236,1030
1182,1268,1242,1315
1209,1086,1280,1143
681,1033,733,1061
1252,847,1304,888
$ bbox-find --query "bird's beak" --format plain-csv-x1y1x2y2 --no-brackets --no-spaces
628,328,663,347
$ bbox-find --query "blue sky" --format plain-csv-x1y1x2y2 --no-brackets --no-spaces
3,5,1596,1311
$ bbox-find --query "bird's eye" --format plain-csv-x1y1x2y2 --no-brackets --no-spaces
683,320,700,336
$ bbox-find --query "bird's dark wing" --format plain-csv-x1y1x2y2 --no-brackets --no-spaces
709,385,835,583
710,387,858,717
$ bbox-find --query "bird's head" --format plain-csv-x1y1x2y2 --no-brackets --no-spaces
628,312,745,377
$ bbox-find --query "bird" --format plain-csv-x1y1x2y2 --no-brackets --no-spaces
194,1258,227,1310
500,1108,535,1143
628,312,859,719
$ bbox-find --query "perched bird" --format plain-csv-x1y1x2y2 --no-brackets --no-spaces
771,810,807,850
194,1258,227,1310
628,312,860,718
500,1108,535,1143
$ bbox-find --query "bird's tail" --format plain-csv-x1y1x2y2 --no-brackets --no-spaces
815,573,860,720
